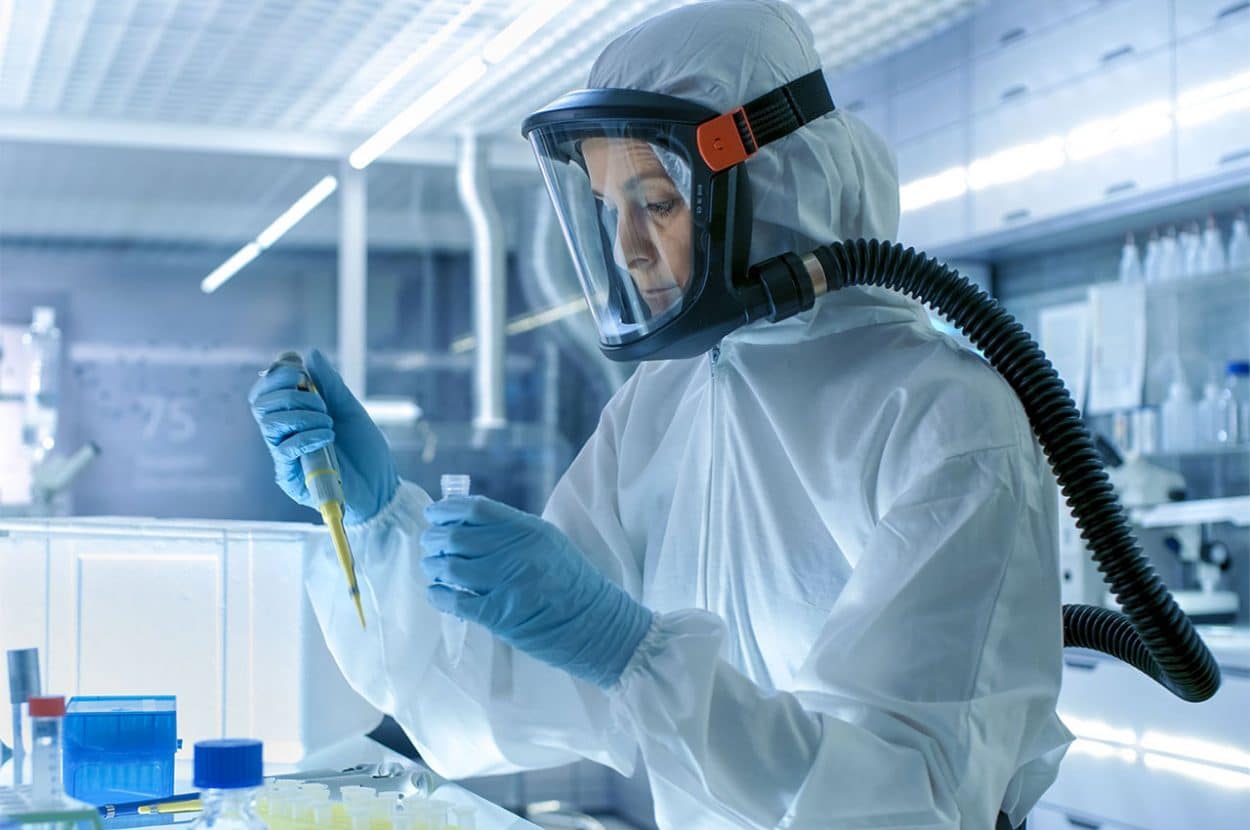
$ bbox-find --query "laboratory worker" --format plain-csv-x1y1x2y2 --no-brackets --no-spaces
250,1,1072,827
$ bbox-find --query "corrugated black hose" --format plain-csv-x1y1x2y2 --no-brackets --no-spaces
751,239,1220,703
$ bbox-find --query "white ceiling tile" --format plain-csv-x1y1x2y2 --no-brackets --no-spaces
0,0,987,245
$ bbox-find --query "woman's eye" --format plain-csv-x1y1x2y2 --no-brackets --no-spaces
646,199,678,218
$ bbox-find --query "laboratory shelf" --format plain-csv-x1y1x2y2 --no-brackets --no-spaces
1129,495,1250,528
1140,266,1250,298
1140,444,1250,463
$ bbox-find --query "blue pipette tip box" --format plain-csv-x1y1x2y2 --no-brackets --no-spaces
63,696,179,806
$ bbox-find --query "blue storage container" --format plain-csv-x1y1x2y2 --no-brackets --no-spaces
64,696,179,805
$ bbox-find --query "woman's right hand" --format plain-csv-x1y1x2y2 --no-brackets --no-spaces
249,348,399,525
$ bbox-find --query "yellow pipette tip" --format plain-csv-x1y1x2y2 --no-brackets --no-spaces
322,501,366,629
138,799,201,815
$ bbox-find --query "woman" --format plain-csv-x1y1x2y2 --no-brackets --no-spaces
250,2,1071,827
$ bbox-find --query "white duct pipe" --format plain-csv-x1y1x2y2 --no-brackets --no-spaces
457,131,507,430
338,160,368,397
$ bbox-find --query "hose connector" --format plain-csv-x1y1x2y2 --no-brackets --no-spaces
746,252,816,322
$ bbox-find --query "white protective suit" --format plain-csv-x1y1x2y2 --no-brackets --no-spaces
306,2,1073,828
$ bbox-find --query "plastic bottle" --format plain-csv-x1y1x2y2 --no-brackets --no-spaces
1229,361,1250,444
21,307,61,462
1230,213,1250,269
1196,377,1229,446
439,475,473,666
1118,232,1143,283
7,647,41,788
1142,229,1162,282
28,695,66,806
1179,222,1201,277
1160,379,1195,452
1211,363,1243,445
1199,216,1227,275
189,740,269,830
1157,227,1181,281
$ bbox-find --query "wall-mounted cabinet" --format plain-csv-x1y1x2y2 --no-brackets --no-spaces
1176,15,1250,180
1175,0,1250,39
969,0,1099,58
845,0,1250,251
970,0,1169,117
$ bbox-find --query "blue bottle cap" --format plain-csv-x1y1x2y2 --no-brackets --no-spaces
193,739,263,789
1227,360,1250,377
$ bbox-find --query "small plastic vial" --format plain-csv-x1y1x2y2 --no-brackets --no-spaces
7,647,41,788
440,475,471,499
189,739,269,830
450,805,476,830
28,695,66,805
1118,232,1142,283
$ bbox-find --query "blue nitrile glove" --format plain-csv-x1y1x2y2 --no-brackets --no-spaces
420,496,654,689
248,349,399,524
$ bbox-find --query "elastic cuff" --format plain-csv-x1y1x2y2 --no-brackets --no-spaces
611,612,665,692
346,479,431,539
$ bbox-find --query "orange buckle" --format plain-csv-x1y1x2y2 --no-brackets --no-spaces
696,108,756,173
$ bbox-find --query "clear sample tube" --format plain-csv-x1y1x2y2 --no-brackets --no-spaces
438,475,473,666
1157,226,1181,280
1118,232,1142,283
451,805,476,830
1229,213,1250,269
28,695,65,805
1199,216,1227,275
7,647,40,788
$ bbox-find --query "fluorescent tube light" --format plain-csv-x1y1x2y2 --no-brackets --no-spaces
347,0,492,119
363,398,424,425
201,243,261,294
482,1,574,64
452,298,587,352
256,176,338,249
201,176,338,293
349,57,488,170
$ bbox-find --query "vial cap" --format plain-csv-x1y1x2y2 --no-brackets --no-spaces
28,695,65,717
1227,361,1250,377
194,739,264,789
32,307,56,330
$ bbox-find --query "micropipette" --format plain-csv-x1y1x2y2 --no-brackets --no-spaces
265,352,365,628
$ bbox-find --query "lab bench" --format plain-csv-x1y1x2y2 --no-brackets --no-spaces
1031,627,1250,830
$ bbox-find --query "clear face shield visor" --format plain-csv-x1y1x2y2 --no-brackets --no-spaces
527,123,702,346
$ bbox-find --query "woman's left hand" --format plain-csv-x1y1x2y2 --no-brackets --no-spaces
420,496,654,689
